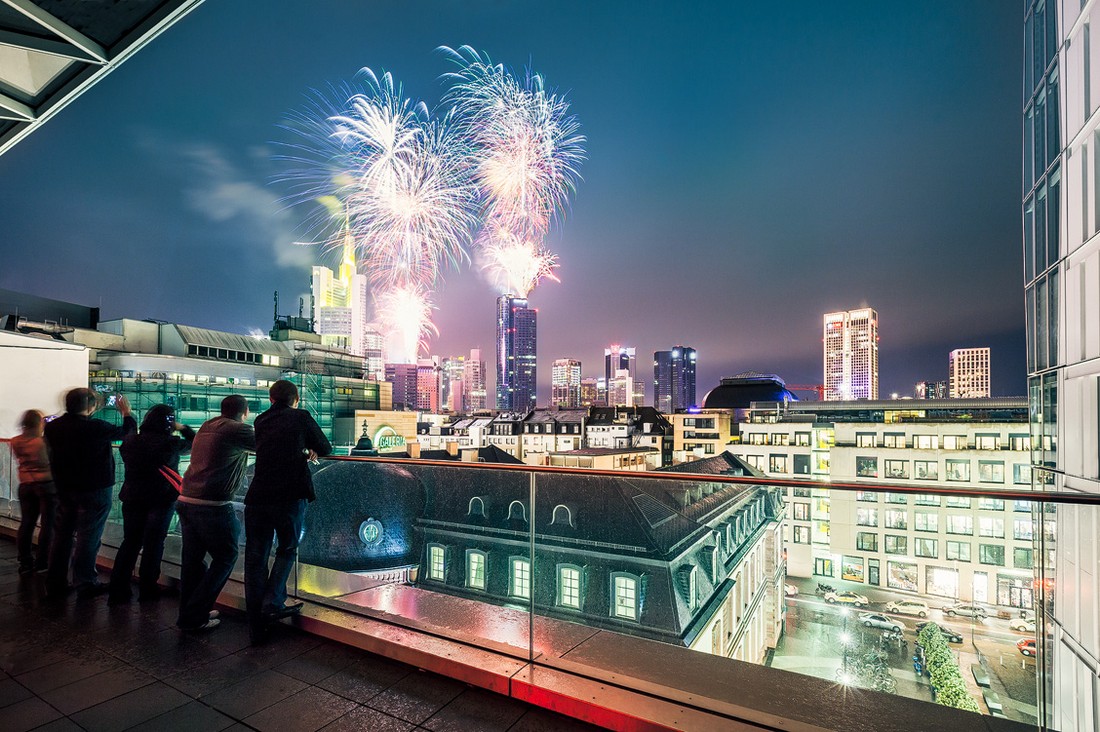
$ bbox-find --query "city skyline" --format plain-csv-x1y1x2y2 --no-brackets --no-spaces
0,2,1025,397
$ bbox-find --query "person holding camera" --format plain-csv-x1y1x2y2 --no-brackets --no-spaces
45,388,136,599
108,404,195,605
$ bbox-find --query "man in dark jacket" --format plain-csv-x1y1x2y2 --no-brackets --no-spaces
244,380,330,644
176,395,255,631
45,388,136,599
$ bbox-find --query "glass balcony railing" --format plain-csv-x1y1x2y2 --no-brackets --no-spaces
0,440,1074,730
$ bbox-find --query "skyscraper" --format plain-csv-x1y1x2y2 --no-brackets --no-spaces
311,219,370,358
551,358,582,407
579,377,599,407
416,357,441,412
1025,4,1098,728
384,362,418,411
948,347,990,398
823,308,878,401
463,348,486,411
654,346,697,413
605,344,644,406
496,295,537,411
441,355,465,412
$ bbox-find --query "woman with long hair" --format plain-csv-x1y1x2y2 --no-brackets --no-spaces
12,409,56,575
108,404,194,604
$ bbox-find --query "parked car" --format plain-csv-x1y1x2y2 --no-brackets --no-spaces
859,613,906,632
942,603,988,619
1019,608,1035,622
916,621,964,643
1018,638,1037,657
1009,618,1036,633
824,591,869,608
784,583,798,597
885,599,930,617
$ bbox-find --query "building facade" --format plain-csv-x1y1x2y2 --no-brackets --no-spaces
654,346,697,413
948,347,991,398
1025,3,1100,729
727,399,1034,610
915,380,949,400
823,308,878,401
496,295,537,411
551,358,582,408
463,348,487,411
605,344,644,406
385,363,418,411
310,224,370,358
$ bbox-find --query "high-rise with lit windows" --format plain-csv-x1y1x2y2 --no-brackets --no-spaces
948,347,991,398
654,346,697,413
310,218,370,359
1024,3,1100,728
551,358,582,407
605,344,644,406
823,308,878,401
496,295,537,411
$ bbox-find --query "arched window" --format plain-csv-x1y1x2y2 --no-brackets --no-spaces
551,504,574,527
557,564,583,610
468,496,486,517
509,556,531,600
507,500,527,522
611,572,642,621
465,549,487,590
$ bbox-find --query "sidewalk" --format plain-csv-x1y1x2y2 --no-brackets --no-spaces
0,539,601,732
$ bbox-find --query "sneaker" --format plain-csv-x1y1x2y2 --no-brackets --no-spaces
181,618,220,632
18,564,33,576
208,610,220,620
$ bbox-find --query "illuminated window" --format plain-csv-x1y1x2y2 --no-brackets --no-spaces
510,557,531,600
979,517,1005,538
856,508,878,527
428,545,445,581
884,509,906,529
947,541,971,561
612,573,640,620
915,512,939,532
466,550,487,590
914,435,939,450
558,565,582,609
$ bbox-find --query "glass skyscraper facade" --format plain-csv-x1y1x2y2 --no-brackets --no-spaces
654,346,697,413
1024,2,1100,729
496,294,537,411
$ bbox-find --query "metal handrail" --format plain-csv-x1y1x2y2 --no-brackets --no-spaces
321,453,1099,504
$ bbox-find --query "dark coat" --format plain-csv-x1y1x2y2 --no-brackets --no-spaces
45,413,137,493
119,426,195,505
245,403,331,505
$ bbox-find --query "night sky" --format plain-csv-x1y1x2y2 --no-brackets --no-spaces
0,2,1026,400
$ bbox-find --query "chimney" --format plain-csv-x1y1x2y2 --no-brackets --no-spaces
446,441,459,457
461,448,478,462
408,442,421,459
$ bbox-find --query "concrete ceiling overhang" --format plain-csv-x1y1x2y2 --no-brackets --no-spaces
0,0,204,156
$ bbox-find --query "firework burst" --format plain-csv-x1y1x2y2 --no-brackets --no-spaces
477,225,559,298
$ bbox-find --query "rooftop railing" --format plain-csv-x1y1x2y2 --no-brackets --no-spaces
0,439,1074,730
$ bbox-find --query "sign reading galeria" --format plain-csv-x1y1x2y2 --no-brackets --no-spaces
373,425,406,452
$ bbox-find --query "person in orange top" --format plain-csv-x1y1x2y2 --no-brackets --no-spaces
12,410,56,575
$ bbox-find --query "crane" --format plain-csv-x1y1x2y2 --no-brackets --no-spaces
786,384,825,401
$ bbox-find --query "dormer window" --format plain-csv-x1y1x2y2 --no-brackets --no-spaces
468,496,486,517
551,504,574,528
507,500,528,522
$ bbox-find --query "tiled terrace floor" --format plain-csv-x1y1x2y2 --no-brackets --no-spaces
0,539,603,732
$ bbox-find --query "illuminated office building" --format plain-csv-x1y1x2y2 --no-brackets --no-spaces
551,358,582,407
463,348,487,411
311,220,370,358
496,295,537,411
949,347,991,398
605,344,644,406
823,308,878,401
654,346,697,413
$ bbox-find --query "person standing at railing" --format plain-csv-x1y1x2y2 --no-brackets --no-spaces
44,388,136,600
175,395,255,632
12,410,56,575
107,404,195,605
243,379,330,646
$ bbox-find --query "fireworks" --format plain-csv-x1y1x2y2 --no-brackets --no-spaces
278,49,584,360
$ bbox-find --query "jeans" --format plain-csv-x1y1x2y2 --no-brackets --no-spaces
108,500,176,601
244,499,307,632
17,481,56,570
48,486,112,593
177,502,239,628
